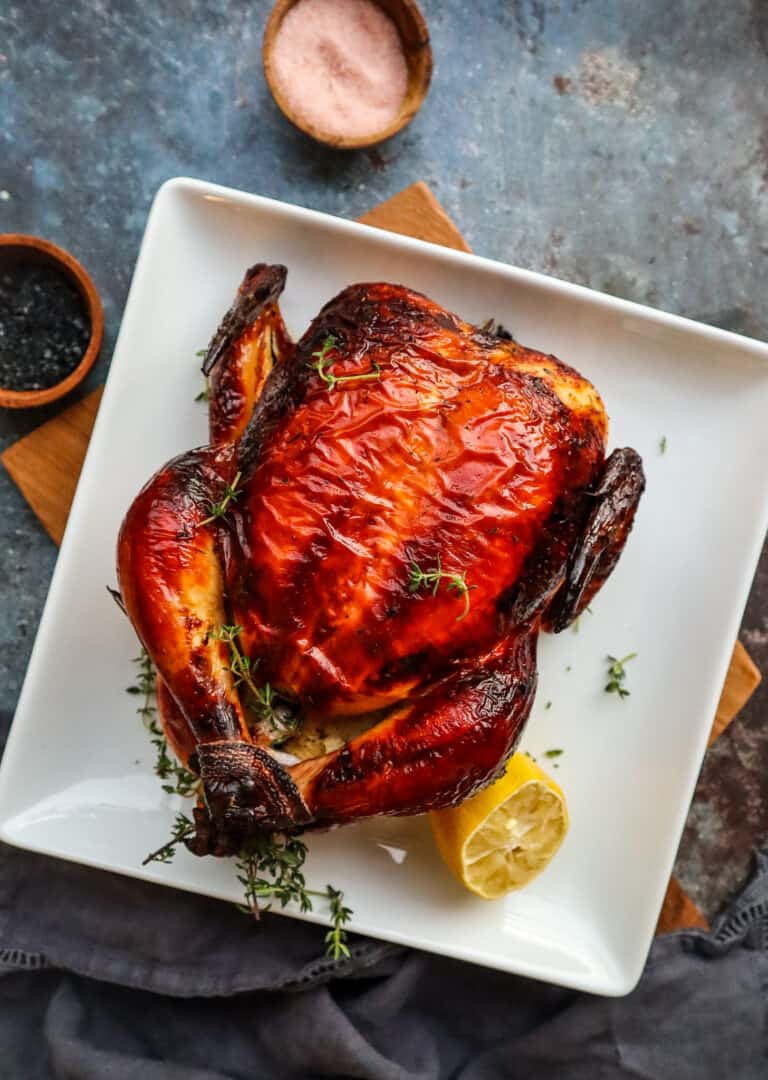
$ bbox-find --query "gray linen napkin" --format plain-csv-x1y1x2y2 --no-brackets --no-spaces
1,843,766,1079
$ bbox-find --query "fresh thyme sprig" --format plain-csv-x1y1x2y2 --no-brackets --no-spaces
142,811,196,865
252,681,301,745
310,335,335,377
253,681,277,724
236,851,265,919
146,818,351,956
210,626,300,744
236,832,313,917
210,623,262,699
659,435,667,454
236,836,352,959
131,645,348,954
198,471,242,528
309,334,381,392
195,375,211,403
324,885,352,960
605,652,637,699
407,553,477,621
126,651,199,796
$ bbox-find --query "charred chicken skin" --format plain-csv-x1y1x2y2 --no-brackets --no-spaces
118,265,644,855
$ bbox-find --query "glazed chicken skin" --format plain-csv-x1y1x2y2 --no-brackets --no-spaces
118,265,644,855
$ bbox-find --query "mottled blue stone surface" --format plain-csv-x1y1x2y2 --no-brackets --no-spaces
1,0,767,915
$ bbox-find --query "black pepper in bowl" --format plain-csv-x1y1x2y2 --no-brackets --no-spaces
0,257,91,392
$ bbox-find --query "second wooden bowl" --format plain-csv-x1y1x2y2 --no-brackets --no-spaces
0,234,103,409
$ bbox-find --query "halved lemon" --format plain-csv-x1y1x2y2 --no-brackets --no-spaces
428,752,569,899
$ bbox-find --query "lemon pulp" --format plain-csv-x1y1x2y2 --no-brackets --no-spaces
429,753,569,899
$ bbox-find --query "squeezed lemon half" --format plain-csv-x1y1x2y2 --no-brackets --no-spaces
429,752,569,899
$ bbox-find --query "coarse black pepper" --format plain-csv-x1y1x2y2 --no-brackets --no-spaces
0,257,90,391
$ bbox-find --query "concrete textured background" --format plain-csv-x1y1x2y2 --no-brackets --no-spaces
1,0,767,918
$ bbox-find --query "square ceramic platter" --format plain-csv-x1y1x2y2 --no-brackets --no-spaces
2,179,768,997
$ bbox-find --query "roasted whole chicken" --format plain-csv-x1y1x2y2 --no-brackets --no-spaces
118,266,644,855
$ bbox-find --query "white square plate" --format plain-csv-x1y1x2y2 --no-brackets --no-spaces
2,178,768,996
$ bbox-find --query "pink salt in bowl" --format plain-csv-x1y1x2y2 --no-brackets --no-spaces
263,0,432,149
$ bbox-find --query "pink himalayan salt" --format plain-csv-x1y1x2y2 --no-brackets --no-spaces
271,0,409,139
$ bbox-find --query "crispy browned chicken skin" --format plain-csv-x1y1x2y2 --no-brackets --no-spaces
118,266,644,855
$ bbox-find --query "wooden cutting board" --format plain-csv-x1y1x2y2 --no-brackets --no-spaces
2,182,760,935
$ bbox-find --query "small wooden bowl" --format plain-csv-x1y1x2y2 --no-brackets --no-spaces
263,0,433,149
0,234,103,409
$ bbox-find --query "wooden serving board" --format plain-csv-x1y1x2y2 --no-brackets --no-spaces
2,182,760,935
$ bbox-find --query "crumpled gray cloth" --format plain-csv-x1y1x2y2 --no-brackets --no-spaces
1,843,766,1080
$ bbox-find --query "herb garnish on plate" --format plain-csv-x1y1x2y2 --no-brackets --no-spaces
129,648,351,960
